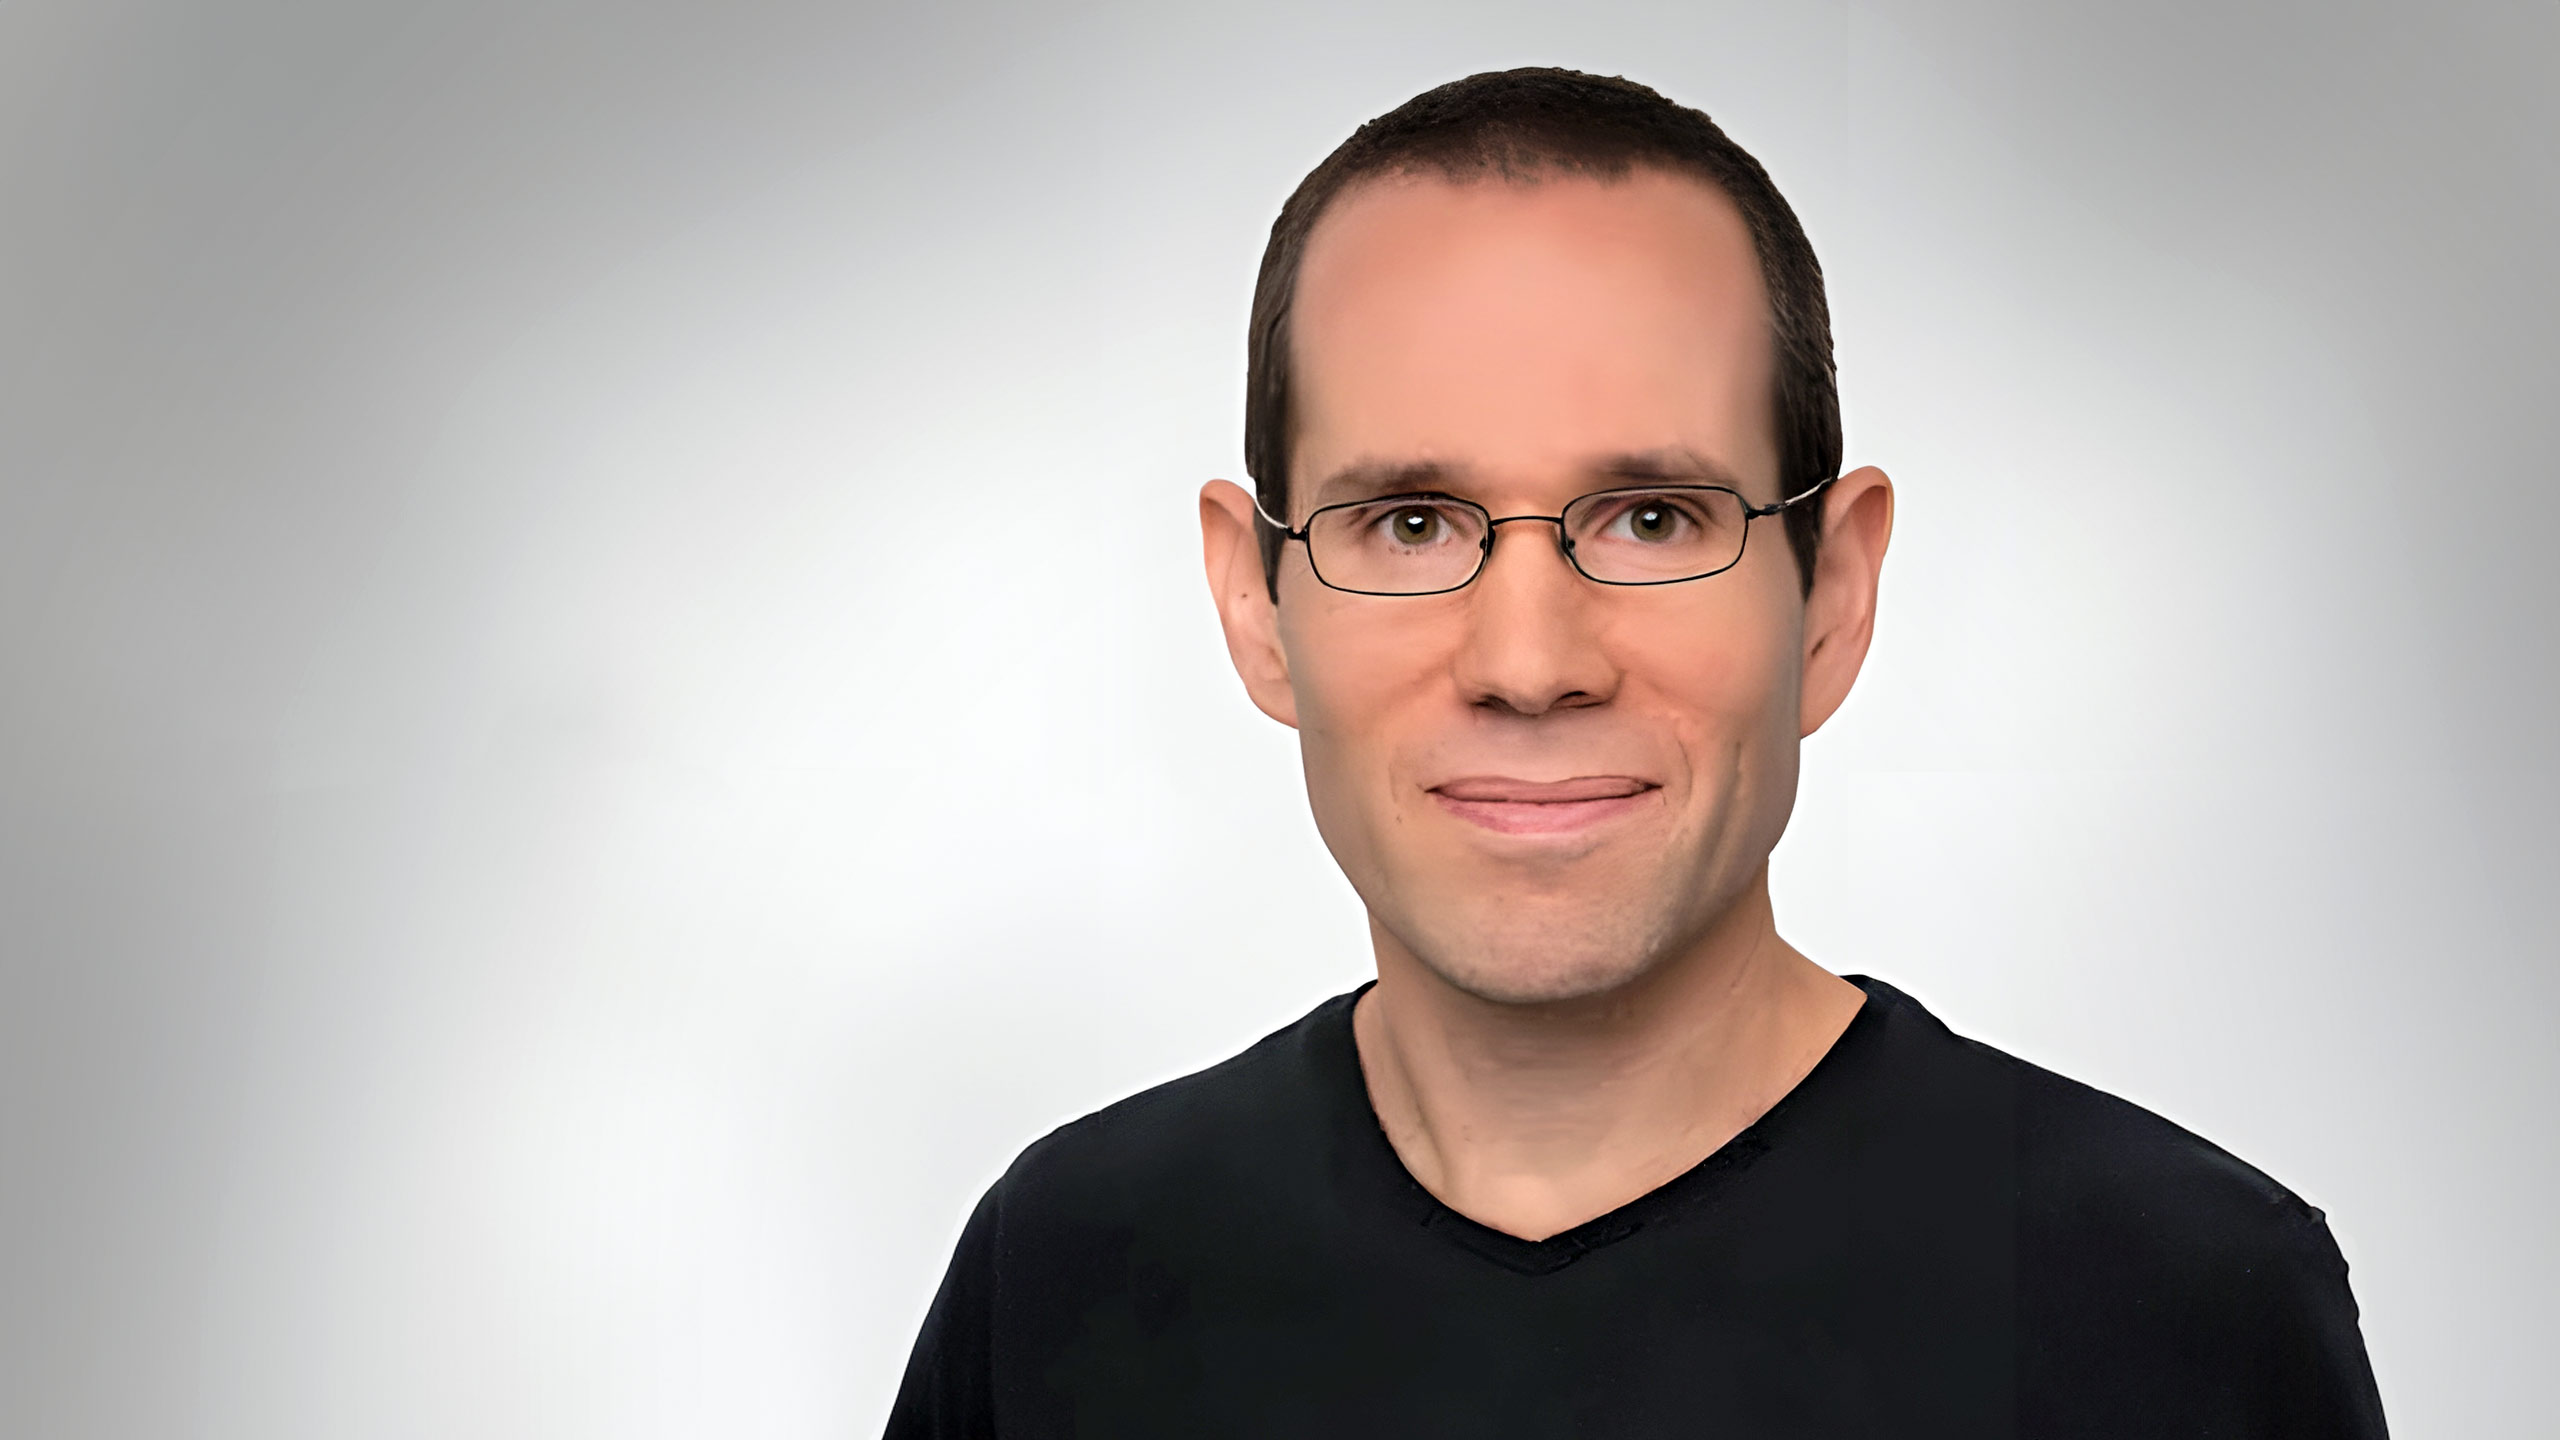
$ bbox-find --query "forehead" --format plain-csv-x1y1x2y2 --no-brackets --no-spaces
1289,167,1776,498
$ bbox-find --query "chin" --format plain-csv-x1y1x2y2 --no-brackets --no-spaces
1402,904,1681,1007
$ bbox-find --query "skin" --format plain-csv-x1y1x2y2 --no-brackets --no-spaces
1200,166,1895,1243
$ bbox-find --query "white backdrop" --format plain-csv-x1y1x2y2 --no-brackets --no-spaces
3,2,2552,1435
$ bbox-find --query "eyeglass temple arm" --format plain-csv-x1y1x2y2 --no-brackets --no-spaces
1249,490,1305,538
1750,475,1838,517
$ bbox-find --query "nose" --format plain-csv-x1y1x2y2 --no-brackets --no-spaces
1449,517,1620,717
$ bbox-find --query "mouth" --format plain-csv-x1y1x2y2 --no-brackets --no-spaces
1427,775,1660,837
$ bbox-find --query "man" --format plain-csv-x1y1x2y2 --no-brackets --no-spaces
887,68,2387,1437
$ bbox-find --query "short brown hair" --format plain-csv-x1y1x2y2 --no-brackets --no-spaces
1244,67,1839,596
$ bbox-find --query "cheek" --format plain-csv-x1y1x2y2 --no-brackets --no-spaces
1620,600,1803,767
1278,608,1459,890
1279,603,1448,777
1290,597,1454,732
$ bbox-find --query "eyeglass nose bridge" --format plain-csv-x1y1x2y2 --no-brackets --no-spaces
1478,510,1582,567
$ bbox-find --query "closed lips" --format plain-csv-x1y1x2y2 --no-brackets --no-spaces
1431,776,1655,803
1428,776,1658,835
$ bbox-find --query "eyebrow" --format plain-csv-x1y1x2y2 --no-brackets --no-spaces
1304,448,1750,508
1305,459,1469,508
1591,447,1750,490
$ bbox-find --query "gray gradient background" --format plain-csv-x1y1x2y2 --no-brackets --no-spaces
4,1,2553,1435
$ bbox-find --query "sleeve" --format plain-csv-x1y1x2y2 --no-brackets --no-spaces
2254,1208,2389,1440
882,1182,1003,1440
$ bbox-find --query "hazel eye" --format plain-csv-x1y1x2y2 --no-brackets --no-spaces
1624,501,1685,542
1586,491,1717,547
1383,506,1446,546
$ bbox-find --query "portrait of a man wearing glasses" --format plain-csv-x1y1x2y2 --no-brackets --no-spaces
886,67,2388,1439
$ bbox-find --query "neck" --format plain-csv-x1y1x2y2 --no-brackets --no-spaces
1351,867,1865,1242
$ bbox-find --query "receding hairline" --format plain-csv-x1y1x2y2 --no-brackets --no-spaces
1301,155,1764,255
1280,162,1781,493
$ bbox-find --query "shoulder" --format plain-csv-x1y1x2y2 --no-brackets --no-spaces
1858,980,2364,1358
1971,1029,2336,1265
1860,979,2329,1244
1863,983,2382,1431
988,989,1360,1227
1987,1038,2361,1344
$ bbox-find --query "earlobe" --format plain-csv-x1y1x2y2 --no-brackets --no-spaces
1798,466,1893,738
1200,480,1301,729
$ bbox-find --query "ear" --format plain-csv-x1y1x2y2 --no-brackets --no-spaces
1200,480,1299,729
1798,465,1894,737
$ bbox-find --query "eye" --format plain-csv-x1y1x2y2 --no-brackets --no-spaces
1613,496,1694,543
1380,505,1449,546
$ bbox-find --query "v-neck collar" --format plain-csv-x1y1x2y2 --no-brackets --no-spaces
1319,975,1894,1276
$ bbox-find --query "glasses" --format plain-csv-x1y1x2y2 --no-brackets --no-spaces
1253,478,1834,596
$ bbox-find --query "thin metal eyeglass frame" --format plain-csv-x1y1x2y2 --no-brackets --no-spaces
1251,476,1837,596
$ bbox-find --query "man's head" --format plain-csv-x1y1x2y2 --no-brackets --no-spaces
1245,68,1843,599
1201,69,1893,1007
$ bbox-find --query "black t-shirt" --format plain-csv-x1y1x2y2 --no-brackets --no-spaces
886,977,2387,1438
